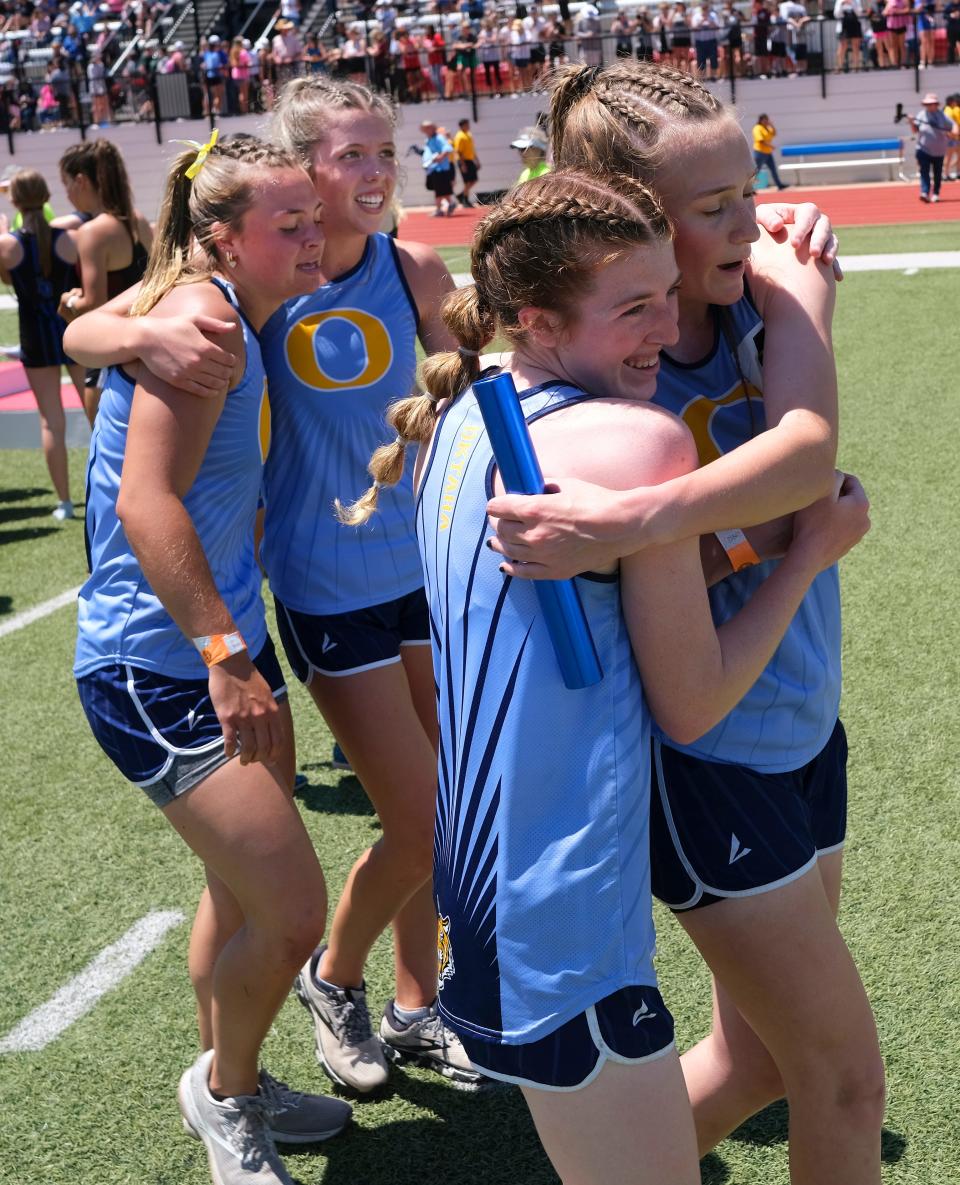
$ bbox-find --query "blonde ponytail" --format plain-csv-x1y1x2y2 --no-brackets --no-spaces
336,285,496,527
131,135,302,316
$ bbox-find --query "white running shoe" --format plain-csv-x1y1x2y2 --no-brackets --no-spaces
379,999,486,1090
177,1050,293,1185
52,500,74,521
295,949,390,1093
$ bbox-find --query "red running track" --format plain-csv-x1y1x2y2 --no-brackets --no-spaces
399,180,960,247
1,181,955,417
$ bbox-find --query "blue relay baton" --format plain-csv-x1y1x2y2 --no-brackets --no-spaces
473,371,603,690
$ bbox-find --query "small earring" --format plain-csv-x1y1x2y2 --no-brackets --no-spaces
226,252,237,268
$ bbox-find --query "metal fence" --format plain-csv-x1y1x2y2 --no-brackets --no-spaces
0,12,956,152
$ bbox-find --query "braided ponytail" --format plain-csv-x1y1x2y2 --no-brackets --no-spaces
548,60,727,184
132,135,302,316
337,286,495,526
339,169,671,528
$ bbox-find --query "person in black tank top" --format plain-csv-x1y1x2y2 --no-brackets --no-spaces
106,221,150,299
56,139,153,425
0,168,87,520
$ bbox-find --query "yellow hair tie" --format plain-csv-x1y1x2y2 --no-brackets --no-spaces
172,128,220,180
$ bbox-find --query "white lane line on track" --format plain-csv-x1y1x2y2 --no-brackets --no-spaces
839,251,960,272
0,911,186,1053
452,252,960,287
0,585,81,641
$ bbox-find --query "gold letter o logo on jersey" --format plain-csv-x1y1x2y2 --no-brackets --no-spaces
285,308,393,392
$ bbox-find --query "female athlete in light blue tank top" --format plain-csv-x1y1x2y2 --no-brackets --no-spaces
487,64,884,1185
67,136,351,1185
66,79,478,1092
345,170,865,1185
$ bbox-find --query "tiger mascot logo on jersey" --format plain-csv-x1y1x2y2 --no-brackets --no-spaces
437,914,455,989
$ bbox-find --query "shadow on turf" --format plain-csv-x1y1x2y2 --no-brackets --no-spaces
0,524,59,546
725,1098,906,1164
295,770,376,819
0,485,46,504
289,1072,557,1185
0,504,51,525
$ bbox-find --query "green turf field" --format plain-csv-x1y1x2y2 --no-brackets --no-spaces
1,265,959,1185
435,221,960,278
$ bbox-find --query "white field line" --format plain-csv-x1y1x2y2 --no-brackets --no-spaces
0,585,81,641
451,252,960,288
0,910,185,1053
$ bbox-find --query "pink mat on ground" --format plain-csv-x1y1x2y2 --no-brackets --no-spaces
0,360,84,411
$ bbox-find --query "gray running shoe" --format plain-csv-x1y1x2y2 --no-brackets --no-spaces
177,1049,293,1185
294,950,390,1093
259,1070,353,1144
379,1000,486,1090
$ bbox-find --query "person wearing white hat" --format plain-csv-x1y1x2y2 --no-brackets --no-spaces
907,92,958,202
511,126,551,183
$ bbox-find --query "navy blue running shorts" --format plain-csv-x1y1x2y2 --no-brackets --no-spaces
76,638,286,809
650,719,848,911
274,588,430,681
458,985,675,1091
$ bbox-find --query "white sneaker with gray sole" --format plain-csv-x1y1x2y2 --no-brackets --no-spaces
379,999,486,1090
177,1049,293,1185
295,950,390,1093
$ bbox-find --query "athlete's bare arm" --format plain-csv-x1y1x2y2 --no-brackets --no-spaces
63,282,237,396
487,237,839,581
523,398,869,742
117,283,282,766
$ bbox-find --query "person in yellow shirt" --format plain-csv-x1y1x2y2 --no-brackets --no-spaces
752,112,789,190
453,117,481,207
944,92,960,180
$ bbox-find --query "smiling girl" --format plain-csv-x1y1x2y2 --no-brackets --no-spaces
341,168,869,1184
487,62,885,1184
263,77,483,1094
70,135,349,1185
66,78,478,1094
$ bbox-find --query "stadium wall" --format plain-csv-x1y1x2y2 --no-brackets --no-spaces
1,66,957,218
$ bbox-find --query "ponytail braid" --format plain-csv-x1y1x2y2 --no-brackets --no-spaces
340,168,671,528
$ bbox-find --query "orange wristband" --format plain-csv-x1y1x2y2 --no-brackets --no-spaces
715,528,761,573
193,631,247,667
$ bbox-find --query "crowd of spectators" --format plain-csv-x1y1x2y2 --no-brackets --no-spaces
0,0,959,130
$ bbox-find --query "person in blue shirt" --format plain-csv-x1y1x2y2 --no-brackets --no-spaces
201,33,228,114
420,117,458,216
486,62,885,1185
341,167,868,1183
67,134,349,1185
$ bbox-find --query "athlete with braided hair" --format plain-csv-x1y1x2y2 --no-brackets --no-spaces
345,168,868,1184
66,77,482,1094
487,61,884,1185
69,134,350,1185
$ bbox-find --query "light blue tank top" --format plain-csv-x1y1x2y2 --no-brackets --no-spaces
418,378,657,1045
652,294,841,772
75,279,271,681
259,233,424,615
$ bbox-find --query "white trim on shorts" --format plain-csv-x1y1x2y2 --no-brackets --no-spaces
280,603,405,682
472,1007,675,1094
817,838,846,857
122,662,286,785
124,664,224,785
312,654,403,679
399,638,431,648
653,738,821,910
